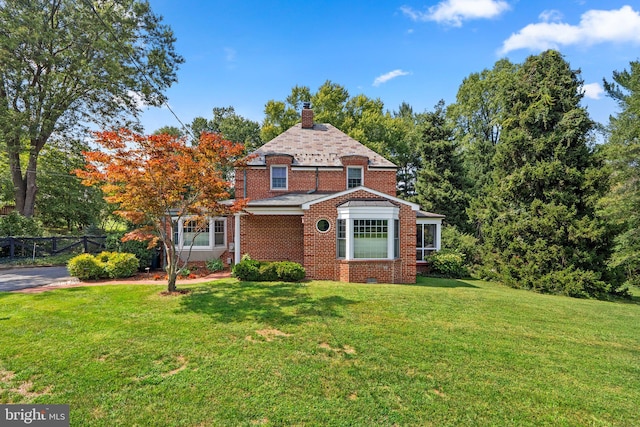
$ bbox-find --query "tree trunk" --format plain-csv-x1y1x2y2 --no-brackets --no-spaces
7,139,41,218
165,242,178,292
22,153,39,218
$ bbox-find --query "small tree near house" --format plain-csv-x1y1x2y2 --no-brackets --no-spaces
76,129,246,292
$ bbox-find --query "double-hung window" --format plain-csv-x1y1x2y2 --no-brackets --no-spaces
346,167,362,188
271,165,287,190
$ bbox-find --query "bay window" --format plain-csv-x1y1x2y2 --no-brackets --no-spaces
336,203,399,260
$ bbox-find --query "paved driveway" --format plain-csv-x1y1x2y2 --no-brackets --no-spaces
0,266,76,292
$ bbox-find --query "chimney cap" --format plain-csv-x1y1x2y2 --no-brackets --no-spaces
303,101,311,109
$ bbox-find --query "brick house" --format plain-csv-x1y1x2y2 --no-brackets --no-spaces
177,105,443,283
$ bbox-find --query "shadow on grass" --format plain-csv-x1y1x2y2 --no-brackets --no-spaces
414,276,479,289
177,281,358,325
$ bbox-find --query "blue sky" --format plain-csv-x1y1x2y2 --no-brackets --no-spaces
139,0,640,133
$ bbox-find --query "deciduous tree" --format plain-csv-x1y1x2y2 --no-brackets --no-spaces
0,0,183,217
76,130,246,292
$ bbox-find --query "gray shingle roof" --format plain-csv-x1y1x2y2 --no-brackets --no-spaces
247,192,332,207
248,123,397,168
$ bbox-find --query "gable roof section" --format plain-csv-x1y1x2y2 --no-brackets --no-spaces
301,186,420,211
248,123,396,169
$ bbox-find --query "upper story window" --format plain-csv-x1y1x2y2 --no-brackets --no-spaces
347,166,363,188
271,165,288,190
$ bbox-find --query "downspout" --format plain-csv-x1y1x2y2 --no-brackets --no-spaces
243,169,247,199
307,167,319,194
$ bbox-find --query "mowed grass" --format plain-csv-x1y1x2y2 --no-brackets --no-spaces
0,278,638,426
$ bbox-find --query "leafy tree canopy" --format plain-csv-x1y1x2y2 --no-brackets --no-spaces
0,0,183,217
76,130,246,292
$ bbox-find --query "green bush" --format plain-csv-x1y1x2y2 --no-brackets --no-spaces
68,252,139,280
232,256,306,282
105,232,156,270
103,252,139,279
206,258,224,272
232,257,261,281
258,262,279,281
275,261,306,282
426,250,468,278
67,254,105,280
441,225,481,266
0,211,44,236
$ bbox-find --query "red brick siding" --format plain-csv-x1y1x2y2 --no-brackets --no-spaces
236,166,397,200
302,189,416,284
239,215,304,264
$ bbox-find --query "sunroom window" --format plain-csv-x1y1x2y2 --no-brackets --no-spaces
173,218,225,249
416,222,437,261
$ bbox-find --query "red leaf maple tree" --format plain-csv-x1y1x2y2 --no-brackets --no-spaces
76,129,247,291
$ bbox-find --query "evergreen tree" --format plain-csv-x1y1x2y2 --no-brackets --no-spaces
414,101,471,232
472,50,618,298
599,61,640,287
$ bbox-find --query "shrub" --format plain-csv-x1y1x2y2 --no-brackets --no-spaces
232,257,261,281
426,250,468,278
206,258,224,272
103,252,139,279
258,262,279,281
275,261,306,282
67,254,105,280
0,211,44,236
441,225,480,266
106,232,156,270
232,256,306,282
68,252,139,280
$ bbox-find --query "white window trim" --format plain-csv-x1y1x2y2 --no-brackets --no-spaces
270,165,288,190
346,166,364,189
337,205,399,260
175,217,226,250
416,219,442,261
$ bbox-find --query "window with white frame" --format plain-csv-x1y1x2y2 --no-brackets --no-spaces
173,217,225,249
346,166,362,188
271,165,287,190
416,223,437,261
354,219,388,258
336,204,399,260
337,219,346,258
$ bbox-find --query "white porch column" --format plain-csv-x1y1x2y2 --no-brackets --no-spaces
234,214,241,264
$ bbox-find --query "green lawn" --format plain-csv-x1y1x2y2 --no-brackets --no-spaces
0,278,638,426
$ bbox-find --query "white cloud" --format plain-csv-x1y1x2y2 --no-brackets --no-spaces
373,69,411,87
583,82,604,100
127,90,147,110
539,9,563,23
500,5,640,54
401,0,510,27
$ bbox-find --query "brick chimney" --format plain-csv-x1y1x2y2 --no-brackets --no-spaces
301,102,313,129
